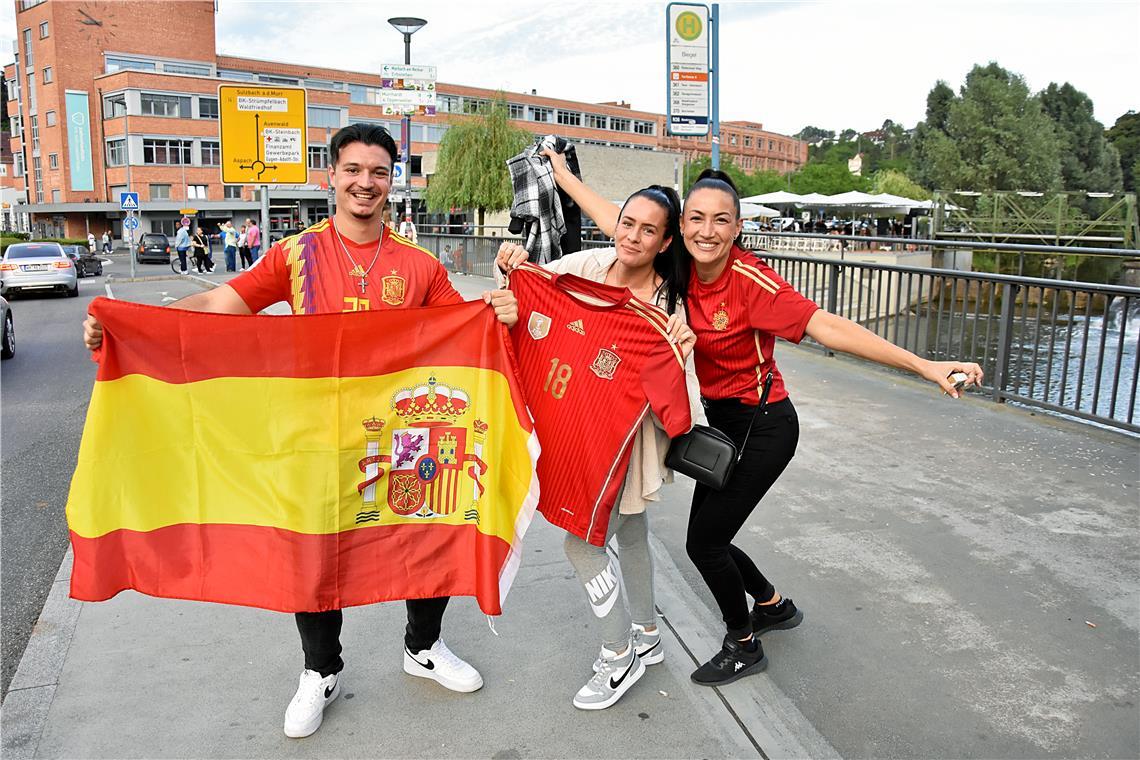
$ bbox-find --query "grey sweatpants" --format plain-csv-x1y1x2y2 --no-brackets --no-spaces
563,510,656,651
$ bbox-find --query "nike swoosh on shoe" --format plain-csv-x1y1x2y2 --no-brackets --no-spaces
608,658,636,690
405,648,435,670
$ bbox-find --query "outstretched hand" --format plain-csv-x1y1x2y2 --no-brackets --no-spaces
483,288,519,328
922,360,984,399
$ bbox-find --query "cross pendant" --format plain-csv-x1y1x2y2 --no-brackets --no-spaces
359,275,368,294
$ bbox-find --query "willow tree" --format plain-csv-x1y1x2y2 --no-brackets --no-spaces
424,97,531,232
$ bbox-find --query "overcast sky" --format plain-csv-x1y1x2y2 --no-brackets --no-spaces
3,1,1137,135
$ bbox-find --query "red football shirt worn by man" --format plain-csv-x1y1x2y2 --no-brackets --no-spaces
509,262,692,546
81,124,519,740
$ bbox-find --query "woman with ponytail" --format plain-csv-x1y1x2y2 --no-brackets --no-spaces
496,150,705,711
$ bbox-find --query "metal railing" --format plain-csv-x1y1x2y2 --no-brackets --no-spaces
417,233,1139,434
764,253,1140,434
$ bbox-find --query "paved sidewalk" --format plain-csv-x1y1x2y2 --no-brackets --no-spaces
2,270,1136,758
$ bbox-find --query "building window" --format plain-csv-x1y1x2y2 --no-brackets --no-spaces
729,134,737,145
308,144,328,169
42,67,52,84
149,183,171,200
508,103,525,119
109,184,127,200
38,21,48,38
48,153,58,169
436,94,459,113
141,93,191,118
218,69,255,81
307,106,342,129
6,78,17,100
224,185,243,200
609,117,630,132
556,110,581,127
105,55,157,73
13,153,24,177
22,29,32,64
530,106,551,123
143,138,191,165
200,140,220,166
152,218,180,236
163,62,211,76
304,78,339,91
198,97,218,119
29,115,38,150
462,98,488,115
19,1,47,11
104,94,127,118
45,109,56,126
586,114,606,130
634,121,654,135
744,136,752,148
259,74,300,86
32,156,43,202
186,185,207,200
106,139,127,166
768,139,774,151
51,189,60,203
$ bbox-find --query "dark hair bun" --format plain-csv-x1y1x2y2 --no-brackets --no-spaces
695,168,739,194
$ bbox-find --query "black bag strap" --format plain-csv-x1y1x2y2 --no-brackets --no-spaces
735,371,774,463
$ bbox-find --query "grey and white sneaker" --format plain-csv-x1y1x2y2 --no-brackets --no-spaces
574,641,645,710
403,639,483,692
593,623,663,672
283,669,340,739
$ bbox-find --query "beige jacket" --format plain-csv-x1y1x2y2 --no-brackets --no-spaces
539,247,706,514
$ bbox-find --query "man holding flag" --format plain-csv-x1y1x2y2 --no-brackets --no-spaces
82,124,520,739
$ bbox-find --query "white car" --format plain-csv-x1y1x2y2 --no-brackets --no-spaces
742,220,762,233
0,241,79,298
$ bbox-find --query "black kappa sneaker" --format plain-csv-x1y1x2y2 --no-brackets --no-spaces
751,597,804,636
690,635,768,686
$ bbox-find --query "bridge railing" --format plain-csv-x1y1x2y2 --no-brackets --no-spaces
763,252,1140,434
418,233,1139,434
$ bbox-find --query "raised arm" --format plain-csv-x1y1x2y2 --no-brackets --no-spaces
541,148,621,238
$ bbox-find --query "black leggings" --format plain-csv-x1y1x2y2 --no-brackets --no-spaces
294,596,449,677
686,397,799,639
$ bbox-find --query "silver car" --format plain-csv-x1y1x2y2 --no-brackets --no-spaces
0,241,79,298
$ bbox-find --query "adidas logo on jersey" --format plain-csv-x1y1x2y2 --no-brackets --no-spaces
567,319,585,335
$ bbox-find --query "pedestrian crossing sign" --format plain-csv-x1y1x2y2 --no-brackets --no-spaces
119,192,139,211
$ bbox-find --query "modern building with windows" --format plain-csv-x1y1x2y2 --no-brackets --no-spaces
4,0,807,239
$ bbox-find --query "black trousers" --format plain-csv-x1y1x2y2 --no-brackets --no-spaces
295,597,449,677
686,397,799,639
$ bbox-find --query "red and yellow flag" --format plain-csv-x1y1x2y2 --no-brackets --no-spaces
66,298,540,615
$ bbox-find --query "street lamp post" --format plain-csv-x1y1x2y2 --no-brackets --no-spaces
387,16,427,227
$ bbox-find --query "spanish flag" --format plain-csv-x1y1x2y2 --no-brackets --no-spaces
66,298,540,615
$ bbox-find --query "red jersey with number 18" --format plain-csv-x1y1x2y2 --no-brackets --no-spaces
509,263,692,546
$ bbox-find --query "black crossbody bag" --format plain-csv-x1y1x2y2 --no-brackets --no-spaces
665,371,774,490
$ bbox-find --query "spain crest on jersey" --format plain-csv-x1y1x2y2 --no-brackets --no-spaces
356,375,489,522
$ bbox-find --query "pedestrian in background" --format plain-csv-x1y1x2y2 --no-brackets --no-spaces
87,232,97,254
245,218,261,263
101,230,112,254
191,226,213,273
174,222,191,274
221,221,238,271
237,224,251,271
398,214,418,243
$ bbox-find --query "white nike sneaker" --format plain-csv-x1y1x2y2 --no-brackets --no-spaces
593,623,663,672
283,669,340,739
574,640,645,710
403,639,483,692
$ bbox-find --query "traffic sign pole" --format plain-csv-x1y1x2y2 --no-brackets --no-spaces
127,212,135,279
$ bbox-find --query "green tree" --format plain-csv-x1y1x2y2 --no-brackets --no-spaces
870,169,931,199
913,63,1062,191
1106,111,1140,192
794,125,834,144
789,162,870,195
424,97,531,229
1039,82,1122,192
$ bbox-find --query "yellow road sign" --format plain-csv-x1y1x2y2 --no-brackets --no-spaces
218,85,309,185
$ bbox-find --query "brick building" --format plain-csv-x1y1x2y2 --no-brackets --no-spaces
4,0,807,239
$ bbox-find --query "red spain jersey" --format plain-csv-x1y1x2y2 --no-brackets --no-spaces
686,246,820,404
509,263,692,546
229,219,461,315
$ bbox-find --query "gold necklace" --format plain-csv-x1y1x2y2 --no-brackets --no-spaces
331,220,384,294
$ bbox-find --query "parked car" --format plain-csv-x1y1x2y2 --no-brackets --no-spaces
0,241,79,298
1,295,13,359
62,244,104,278
742,220,762,233
136,233,171,264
